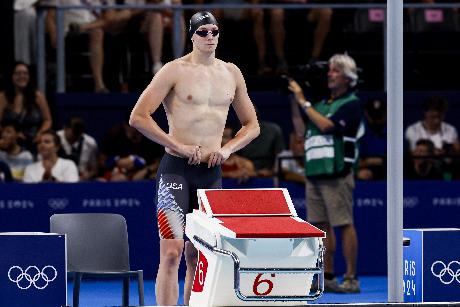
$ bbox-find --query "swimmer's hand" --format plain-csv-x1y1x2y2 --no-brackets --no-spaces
208,148,231,168
177,144,202,165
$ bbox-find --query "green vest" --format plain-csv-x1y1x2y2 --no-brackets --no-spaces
304,93,363,177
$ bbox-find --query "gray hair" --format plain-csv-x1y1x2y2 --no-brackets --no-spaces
329,54,358,87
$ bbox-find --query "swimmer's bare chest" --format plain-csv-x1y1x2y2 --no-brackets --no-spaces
164,63,237,151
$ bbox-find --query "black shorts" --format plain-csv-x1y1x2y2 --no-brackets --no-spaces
155,152,222,239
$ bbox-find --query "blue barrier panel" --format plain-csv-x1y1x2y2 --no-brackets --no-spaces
0,233,66,307
403,228,460,302
403,230,423,302
0,179,459,278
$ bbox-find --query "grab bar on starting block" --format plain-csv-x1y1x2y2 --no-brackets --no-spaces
193,235,325,302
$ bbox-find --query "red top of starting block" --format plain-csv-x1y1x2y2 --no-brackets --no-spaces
218,216,325,238
202,189,293,215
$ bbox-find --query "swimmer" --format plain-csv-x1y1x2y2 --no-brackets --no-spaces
129,11,260,306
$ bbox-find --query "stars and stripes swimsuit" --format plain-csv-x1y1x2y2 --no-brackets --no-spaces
155,152,222,239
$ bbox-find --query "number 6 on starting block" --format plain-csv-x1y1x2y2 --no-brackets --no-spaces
185,188,326,306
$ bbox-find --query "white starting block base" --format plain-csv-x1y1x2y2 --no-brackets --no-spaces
189,235,321,306
186,189,325,307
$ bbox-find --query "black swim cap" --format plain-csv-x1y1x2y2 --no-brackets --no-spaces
189,11,218,36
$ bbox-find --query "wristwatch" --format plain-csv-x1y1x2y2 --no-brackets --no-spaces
302,100,312,110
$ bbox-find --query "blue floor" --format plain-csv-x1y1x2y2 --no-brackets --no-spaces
69,276,388,306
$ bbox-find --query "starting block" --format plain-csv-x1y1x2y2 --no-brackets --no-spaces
185,188,325,306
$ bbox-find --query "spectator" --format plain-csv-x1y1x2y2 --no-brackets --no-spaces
405,96,460,156
70,0,186,76
404,139,443,180
357,98,386,180
23,130,79,183
99,119,163,181
14,0,38,65
238,120,285,177
148,0,186,74
210,0,285,74
276,131,305,183
288,54,363,293
252,0,332,74
57,117,98,180
250,0,287,74
46,0,111,92
221,125,256,183
0,160,13,183
0,119,34,181
0,62,52,151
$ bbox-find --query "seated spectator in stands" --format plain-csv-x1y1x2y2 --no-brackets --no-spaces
0,119,34,181
238,120,285,177
405,96,460,156
249,0,287,74
404,139,443,180
46,0,111,92
276,131,305,183
99,118,163,181
57,117,98,180
210,0,286,74
357,98,386,180
0,160,13,183
102,153,147,181
14,0,37,65
23,130,79,183
0,62,52,151
130,159,160,180
251,0,332,74
147,0,186,74
221,126,256,183
69,0,186,76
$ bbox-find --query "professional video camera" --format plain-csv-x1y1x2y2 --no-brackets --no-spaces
279,60,362,102
278,61,329,102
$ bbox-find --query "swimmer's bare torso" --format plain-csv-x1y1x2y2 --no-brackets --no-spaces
162,55,236,162
130,51,258,166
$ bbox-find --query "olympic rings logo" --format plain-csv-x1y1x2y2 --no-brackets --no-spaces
403,197,419,208
48,198,69,210
431,260,460,285
8,265,57,290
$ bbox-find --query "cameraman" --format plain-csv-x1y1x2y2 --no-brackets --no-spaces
287,54,363,293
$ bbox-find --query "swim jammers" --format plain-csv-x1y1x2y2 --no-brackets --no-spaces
155,152,222,239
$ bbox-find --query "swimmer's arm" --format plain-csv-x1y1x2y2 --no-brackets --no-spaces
129,62,180,151
225,64,260,154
